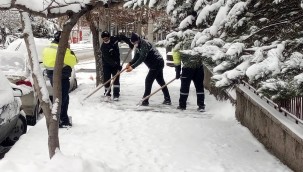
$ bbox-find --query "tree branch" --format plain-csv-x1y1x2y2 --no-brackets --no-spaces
243,21,290,41
0,0,104,18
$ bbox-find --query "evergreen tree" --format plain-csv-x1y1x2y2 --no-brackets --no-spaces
0,10,21,46
0,11,54,41
30,16,55,38
125,0,303,101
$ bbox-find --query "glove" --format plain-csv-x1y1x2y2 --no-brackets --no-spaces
175,65,181,79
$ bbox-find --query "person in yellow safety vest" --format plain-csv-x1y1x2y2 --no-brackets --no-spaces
43,34,77,69
42,31,78,128
172,47,205,112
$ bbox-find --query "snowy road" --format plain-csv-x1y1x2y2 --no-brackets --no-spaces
0,48,292,172
68,61,291,171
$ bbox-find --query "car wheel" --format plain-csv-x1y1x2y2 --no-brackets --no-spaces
1,115,27,146
26,101,40,126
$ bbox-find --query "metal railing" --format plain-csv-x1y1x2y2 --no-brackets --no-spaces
278,98,303,120
242,81,303,125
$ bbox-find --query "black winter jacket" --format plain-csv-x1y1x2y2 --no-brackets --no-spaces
129,38,164,70
100,35,133,67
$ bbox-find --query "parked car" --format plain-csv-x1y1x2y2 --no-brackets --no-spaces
0,38,78,125
0,70,27,147
0,49,38,126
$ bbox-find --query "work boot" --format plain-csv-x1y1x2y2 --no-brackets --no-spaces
197,106,205,112
162,97,171,105
162,100,171,105
141,100,149,106
177,106,186,110
59,121,72,128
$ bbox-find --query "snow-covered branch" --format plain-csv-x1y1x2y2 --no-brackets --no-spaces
0,0,106,18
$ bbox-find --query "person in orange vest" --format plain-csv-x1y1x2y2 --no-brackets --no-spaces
42,31,78,128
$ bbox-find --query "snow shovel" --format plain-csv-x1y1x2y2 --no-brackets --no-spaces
136,78,176,106
83,68,126,101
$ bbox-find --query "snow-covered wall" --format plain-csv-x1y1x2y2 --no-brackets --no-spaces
236,85,303,172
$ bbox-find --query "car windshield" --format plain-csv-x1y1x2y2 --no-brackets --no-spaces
0,50,26,76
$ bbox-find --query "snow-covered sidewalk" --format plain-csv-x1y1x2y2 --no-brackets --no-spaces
0,48,292,172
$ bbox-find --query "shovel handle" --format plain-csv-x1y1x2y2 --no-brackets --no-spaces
137,78,176,105
83,68,126,101
84,46,135,102
121,48,133,65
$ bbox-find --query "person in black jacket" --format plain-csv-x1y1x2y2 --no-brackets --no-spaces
126,32,171,106
100,31,133,101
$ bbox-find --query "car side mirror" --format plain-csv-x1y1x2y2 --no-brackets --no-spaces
12,88,23,97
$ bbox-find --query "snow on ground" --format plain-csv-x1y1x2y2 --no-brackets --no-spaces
0,48,292,172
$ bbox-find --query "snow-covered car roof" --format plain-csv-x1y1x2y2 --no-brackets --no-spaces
0,50,27,77
0,70,14,108
6,38,51,62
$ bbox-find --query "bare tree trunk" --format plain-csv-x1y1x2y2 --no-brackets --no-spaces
1,27,6,46
2,0,104,159
86,12,103,86
101,8,109,33
97,8,111,84
137,21,142,35
51,6,94,158
147,18,154,42
136,9,143,35
115,19,119,34
19,11,54,155
51,24,75,154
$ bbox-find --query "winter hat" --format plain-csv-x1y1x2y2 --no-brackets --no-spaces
101,31,110,38
130,32,140,42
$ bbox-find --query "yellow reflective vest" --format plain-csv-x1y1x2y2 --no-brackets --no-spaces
172,49,181,66
42,43,77,68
